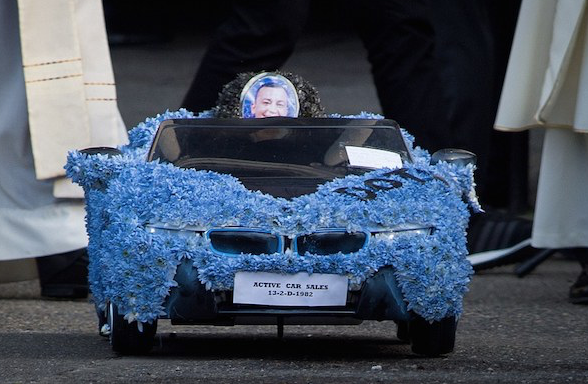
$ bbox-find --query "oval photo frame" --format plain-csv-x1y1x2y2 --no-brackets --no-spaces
240,72,300,118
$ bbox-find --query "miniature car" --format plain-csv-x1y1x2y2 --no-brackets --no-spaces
67,111,478,356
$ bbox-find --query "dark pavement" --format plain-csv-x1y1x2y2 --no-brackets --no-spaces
1,258,587,383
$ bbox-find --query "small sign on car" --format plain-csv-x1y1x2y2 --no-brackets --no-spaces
233,272,348,306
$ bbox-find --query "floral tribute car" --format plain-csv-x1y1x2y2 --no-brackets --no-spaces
66,72,479,356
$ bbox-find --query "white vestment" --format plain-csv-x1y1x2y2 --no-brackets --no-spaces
0,0,127,275
495,0,588,248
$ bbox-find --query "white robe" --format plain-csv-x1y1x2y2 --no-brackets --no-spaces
495,0,588,248
0,0,127,271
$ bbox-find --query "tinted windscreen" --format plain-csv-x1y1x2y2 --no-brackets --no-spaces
150,119,409,175
147,118,411,197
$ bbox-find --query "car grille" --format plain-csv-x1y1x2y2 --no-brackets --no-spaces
206,228,368,256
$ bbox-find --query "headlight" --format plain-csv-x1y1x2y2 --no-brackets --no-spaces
206,228,283,256
294,230,369,256
145,223,203,236
371,226,433,241
146,224,283,256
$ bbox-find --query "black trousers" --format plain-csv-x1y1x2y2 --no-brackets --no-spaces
181,0,522,209
181,0,310,113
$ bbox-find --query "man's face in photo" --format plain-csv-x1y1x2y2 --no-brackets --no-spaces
251,86,289,118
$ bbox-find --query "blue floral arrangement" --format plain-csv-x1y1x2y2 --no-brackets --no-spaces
66,109,479,325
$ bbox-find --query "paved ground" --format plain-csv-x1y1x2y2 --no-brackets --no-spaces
1,257,587,383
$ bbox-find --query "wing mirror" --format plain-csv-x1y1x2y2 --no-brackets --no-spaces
79,146,122,157
76,147,123,192
430,148,476,167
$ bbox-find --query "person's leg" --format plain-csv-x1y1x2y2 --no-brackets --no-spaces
36,249,89,299
426,0,532,270
355,0,522,208
353,0,533,269
427,0,499,203
181,0,310,113
353,0,451,152
484,0,525,211
420,0,529,254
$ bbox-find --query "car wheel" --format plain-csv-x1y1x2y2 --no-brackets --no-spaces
409,315,456,356
396,320,410,343
108,301,157,354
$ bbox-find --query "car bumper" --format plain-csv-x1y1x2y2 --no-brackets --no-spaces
162,259,410,325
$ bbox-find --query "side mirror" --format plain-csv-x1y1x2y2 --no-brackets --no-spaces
430,148,476,167
79,146,122,157
76,147,123,192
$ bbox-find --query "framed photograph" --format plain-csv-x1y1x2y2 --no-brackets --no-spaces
240,72,300,118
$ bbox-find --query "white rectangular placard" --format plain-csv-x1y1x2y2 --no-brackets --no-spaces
345,146,402,169
233,272,348,306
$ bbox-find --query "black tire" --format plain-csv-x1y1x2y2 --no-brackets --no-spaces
409,315,456,356
108,302,157,354
396,320,410,343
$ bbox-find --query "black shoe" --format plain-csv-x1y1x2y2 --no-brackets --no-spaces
569,270,588,304
568,250,588,304
36,248,89,299
466,212,534,271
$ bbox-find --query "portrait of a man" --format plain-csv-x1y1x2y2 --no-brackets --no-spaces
240,73,300,119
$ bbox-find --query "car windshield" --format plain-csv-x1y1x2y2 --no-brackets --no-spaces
148,118,411,198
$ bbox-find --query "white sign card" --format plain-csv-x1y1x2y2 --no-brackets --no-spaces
345,146,403,169
233,272,348,306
